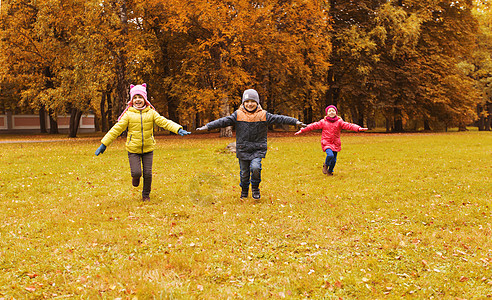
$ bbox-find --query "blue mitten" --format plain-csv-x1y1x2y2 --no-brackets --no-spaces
95,144,106,156
178,128,191,136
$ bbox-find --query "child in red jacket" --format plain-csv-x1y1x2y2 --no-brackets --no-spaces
295,105,368,175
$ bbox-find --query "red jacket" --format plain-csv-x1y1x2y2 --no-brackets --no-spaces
299,117,361,152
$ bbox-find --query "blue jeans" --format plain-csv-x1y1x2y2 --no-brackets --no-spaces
239,158,262,189
325,149,338,173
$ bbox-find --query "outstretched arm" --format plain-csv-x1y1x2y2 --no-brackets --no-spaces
341,120,367,132
100,114,129,148
153,110,183,134
266,113,299,125
203,112,237,130
152,110,190,135
295,121,322,135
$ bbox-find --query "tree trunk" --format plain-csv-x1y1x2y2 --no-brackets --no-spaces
477,103,484,131
167,95,179,124
219,95,233,137
357,115,364,128
385,115,391,133
106,92,113,128
326,87,340,113
394,118,403,132
195,112,200,131
367,110,376,130
424,119,431,131
68,108,83,138
326,0,340,110
43,66,57,134
485,101,492,131
100,91,107,132
115,64,128,120
166,93,179,135
350,104,364,126
393,108,404,132
114,0,128,124
303,106,313,124
49,109,58,134
39,105,47,133
94,114,100,132
266,88,275,130
357,104,364,126
350,106,359,125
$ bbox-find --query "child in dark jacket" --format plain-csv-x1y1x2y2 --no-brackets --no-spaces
295,105,368,175
197,89,305,200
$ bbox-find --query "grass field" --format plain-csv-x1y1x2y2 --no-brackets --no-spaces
0,131,491,299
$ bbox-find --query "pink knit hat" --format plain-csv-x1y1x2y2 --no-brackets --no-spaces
118,83,155,121
130,84,148,102
325,105,338,115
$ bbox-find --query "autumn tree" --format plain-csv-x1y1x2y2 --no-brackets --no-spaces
126,0,188,128
1,0,487,136
328,0,481,131
125,0,331,137
470,0,492,130
410,0,480,131
108,0,130,127
245,0,332,124
0,0,59,133
83,0,135,132
0,0,104,136
327,0,383,127
169,0,253,137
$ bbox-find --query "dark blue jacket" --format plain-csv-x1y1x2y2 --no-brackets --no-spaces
206,105,299,160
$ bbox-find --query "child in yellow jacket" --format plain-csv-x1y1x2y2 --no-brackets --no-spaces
95,83,190,201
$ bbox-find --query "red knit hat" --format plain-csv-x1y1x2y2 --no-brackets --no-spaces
325,105,338,115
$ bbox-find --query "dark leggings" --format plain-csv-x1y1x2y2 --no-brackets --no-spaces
128,151,153,197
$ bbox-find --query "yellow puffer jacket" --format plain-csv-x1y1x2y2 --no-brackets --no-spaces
101,107,182,154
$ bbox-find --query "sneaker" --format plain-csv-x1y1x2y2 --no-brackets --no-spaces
327,171,334,176
322,164,328,175
240,188,249,199
132,177,140,187
252,187,260,200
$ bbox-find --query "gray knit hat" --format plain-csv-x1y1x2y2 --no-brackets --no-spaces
242,89,260,104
